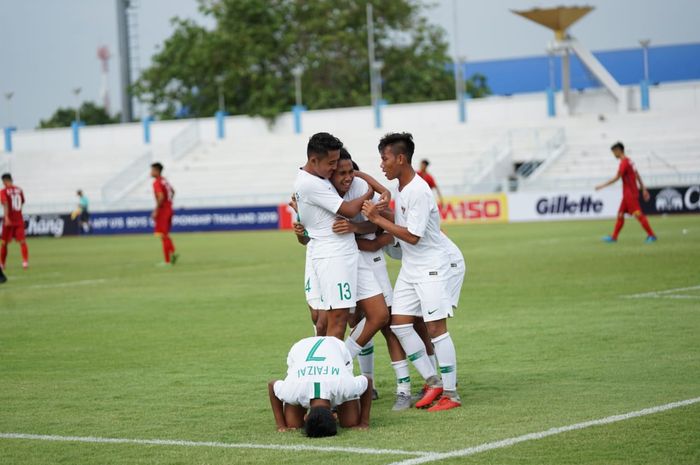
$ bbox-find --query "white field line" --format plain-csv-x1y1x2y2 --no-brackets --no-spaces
622,285,700,300
0,432,432,458
387,396,700,465
25,279,108,290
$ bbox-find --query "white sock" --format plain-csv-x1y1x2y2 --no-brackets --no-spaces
358,338,375,379
429,354,438,372
432,332,457,391
312,324,317,336
345,336,363,359
391,359,411,395
391,324,436,381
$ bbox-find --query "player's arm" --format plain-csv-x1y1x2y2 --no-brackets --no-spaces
336,187,374,218
267,380,288,432
356,232,395,252
354,171,391,209
434,185,444,206
152,190,165,219
331,218,377,236
1,195,10,226
362,201,420,245
354,376,373,429
635,168,651,201
595,173,620,191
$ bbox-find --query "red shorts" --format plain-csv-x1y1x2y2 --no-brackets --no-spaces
618,195,641,216
154,211,173,235
2,223,26,242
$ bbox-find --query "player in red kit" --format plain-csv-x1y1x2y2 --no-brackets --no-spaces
151,163,178,265
417,159,443,206
1,173,29,269
596,142,657,243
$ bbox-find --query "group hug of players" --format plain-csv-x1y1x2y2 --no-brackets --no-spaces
267,132,467,437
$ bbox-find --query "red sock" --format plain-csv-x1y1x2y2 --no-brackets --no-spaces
612,216,625,240
637,214,655,237
0,243,6,266
161,236,171,263
166,237,175,254
20,242,28,263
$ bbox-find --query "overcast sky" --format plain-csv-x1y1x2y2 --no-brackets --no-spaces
1,0,699,129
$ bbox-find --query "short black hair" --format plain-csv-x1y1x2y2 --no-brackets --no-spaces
339,147,360,171
611,142,624,152
1,173,11,181
307,132,343,160
77,190,83,196
378,132,415,162
305,406,337,438
421,159,430,166
151,162,164,173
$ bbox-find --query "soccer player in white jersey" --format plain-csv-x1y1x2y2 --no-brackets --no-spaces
296,149,390,386
268,336,373,435
362,132,461,412
293,133,374,340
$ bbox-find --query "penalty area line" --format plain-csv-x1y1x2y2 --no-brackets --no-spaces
0,432,432,458
387,396,700,465
621,284,700,300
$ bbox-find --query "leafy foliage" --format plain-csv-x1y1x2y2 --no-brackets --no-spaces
132,0,489,121
38,102,119,129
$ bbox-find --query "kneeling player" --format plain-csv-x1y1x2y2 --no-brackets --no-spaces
268,336,373,436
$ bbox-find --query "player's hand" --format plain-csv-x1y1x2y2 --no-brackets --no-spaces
642,189,650,202
332,217,356,234
288,195,298,213
375,191,391,211
293,222,306,237
594,185,602,191
362,200,379,222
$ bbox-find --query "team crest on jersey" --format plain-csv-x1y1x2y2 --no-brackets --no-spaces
401,207,406,213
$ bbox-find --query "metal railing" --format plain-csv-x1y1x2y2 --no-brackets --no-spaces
170,121,201,161
101,150,153,204
518,172,700,192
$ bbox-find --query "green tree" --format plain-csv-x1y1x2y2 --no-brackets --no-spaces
133,0,460,121
38,102,119,128
465,72,491,99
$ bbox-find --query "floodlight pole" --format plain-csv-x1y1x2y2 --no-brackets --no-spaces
367,3,381,128
4,92,13,127
73,87,82,122
639,39,651,111
291,65,305,134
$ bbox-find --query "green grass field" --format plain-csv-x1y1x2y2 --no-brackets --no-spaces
1,216,699,465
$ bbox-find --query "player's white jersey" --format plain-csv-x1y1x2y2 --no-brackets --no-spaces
395,174,450,283
440,231,464,266
343,177,379,240
294,169,357,259
274,336,367,407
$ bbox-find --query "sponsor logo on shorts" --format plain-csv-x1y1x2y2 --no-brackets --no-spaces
427,308,439,315
451,263,458,268
429,271,438,276
373,257,382,262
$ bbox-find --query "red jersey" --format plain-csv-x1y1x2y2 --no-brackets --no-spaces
1,186,25,223
617,157,639,199
417,171,437,189
153,176,174,210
